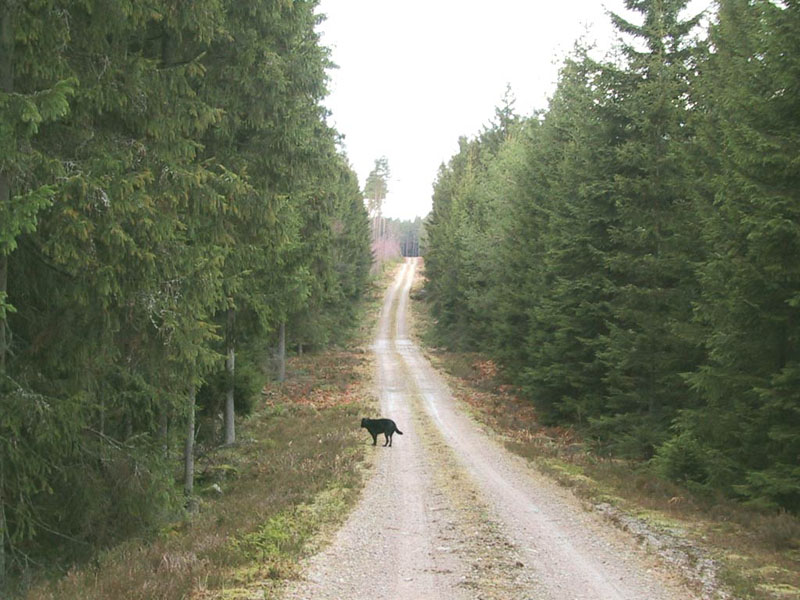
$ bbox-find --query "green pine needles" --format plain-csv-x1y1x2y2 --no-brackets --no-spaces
0,0,371,589
425,0,800,513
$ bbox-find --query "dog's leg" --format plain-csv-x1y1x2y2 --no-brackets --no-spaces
371,433,377,445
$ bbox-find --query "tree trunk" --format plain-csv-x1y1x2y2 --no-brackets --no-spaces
0,254,7,375
124,411,133,440
159,407,169,459
278,322,286,382
224,308,235,444
183,384,196,497
0,5,13,585
0,0,14,378
99,393,105,437
0,461,6,590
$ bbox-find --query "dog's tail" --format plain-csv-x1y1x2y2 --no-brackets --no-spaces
396,428,403,435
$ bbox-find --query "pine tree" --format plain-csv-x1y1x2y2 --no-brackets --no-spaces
364,156,391,220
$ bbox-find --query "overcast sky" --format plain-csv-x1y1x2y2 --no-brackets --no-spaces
316,1,707,221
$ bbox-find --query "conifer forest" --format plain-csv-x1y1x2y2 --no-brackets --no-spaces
0,0,371,585
425,0,800,514
2,0,800,593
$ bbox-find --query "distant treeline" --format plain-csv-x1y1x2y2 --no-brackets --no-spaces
387,217,424,257
0,0,371,586
370,217,425,270
424,0,800,512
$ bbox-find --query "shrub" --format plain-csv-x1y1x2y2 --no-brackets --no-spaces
652,432,710,485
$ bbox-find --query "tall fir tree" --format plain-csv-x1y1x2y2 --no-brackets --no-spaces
680,0,800,509
515,49,620,425
593,0,706,456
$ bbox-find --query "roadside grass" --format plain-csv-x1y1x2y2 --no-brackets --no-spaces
23,355,371,600
407,265,800,600
22,269,396,600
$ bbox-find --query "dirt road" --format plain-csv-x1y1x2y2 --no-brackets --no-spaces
282,258,699,600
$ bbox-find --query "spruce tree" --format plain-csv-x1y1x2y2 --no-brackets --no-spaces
514,50,620,425
0,1,77,582
425,139,475,348
682,0,800,509
594,0,706,456
3,0,232,552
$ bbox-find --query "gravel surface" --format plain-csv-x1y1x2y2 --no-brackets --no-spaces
281,258,701,600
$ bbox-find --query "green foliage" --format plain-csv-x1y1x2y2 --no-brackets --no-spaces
424,94,526,352
386,217,424,257
651,432,710,486
231,510,308,564
364,156,390,217
0,0,372,588
595,0,707,457
424,0,800,512
682,0,800,512
197,358,263,420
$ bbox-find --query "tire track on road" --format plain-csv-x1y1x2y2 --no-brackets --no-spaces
395,257,699,600
283,258,698,600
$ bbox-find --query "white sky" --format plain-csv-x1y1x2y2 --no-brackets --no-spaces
316,1,709,221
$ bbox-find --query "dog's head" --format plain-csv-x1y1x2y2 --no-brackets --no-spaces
360,418,368,428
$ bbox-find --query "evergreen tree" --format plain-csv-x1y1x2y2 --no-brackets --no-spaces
680,0,800,509
514,49,620,425
0,0,373,581
425,138,475,348
197,0,333,443
364,156,390,220
593,0,706,456
422,0,800,512
426,90,523,351
480,122,540,377
459,92,524,348
1,0,77,582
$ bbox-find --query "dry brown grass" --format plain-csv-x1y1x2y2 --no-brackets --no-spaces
23,348,374,600
408,267,800,600
18,265,402,600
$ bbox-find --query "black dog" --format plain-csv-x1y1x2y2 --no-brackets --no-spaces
360,418,403,447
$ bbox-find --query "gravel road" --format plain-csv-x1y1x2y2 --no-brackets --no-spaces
282,258,700,600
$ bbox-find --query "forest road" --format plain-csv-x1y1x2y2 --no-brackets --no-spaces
281,257,699,600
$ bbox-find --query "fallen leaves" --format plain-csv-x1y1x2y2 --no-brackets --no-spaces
262,350,374,410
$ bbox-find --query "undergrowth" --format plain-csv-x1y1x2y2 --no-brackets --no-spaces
408,264,800,600
20,268,397,600
23,355,371,600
